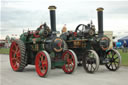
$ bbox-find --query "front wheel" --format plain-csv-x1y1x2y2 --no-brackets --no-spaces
62,50,78,74
35,51,51,77
105,49,121,71
83,50,99,73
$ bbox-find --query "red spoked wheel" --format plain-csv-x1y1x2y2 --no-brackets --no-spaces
35,51,51,77
62,50,77,74
9,40,27,71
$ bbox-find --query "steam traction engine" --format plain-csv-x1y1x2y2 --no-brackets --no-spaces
9,6,77,77
61,8,121,73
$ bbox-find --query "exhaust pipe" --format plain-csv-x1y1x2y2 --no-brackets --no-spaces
48,6,57,34
96,7,104,37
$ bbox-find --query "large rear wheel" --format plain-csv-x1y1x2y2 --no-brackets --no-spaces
62,50,77,74
83,50,99,73
9,40,27,71
35,51,51,77
105,49,121,71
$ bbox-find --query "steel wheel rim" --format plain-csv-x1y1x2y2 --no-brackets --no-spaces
35,52,48,77
10,41,21,71
106,50,120,70
62,50,75,73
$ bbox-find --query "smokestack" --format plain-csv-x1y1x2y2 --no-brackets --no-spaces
96,7,104,37
48,6,57,34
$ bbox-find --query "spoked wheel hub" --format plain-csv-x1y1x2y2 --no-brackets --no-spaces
86,58,96,64
83,50,99,73
62,50,77,74
105,49,121,71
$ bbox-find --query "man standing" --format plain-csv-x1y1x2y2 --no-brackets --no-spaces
123,40,127,52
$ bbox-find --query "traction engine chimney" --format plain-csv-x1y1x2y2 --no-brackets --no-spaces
48,6,57,35
96,7,104,37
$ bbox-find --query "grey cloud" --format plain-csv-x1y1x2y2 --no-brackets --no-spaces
1,0,128,39
1,8,49,28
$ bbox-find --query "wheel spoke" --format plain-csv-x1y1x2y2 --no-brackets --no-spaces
111,63,113,69
17,58,20,63
112,52,116,58
11,49,16,53
16,62,20,67
40,55,47,67
13,43,17,49
40,55,44,61
42,66,45,70
41,66,46,73
14,63,17,68
108,63,112,68
16,50,20,57
39,63,42,69
71,63,74,67
114,56,118,60
42,61,47,66
66,53,70,58
67,64,71,70
114,62,117,68
67,58,72,64
14,44,18,53
115,61,119,63
91,64,95,70
43,56,47,62
87,63,89,68
86,65,88,71
12,57,16,61
90,64,93,71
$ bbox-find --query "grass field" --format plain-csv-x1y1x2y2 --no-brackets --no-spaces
0,48,128,66
118,49,128,66
0,48,9,54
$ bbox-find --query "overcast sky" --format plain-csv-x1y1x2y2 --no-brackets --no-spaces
1,0,128,39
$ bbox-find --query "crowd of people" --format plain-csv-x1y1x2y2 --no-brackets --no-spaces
113,40,128,53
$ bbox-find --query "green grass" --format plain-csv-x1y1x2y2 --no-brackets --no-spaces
0,48,9,54
0,48,128,66
118,49,128,66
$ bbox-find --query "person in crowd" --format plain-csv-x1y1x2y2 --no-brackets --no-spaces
122,40,127,52
113,42,116,49
62,24,67,33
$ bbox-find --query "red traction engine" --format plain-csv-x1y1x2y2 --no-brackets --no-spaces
9,6,78,77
